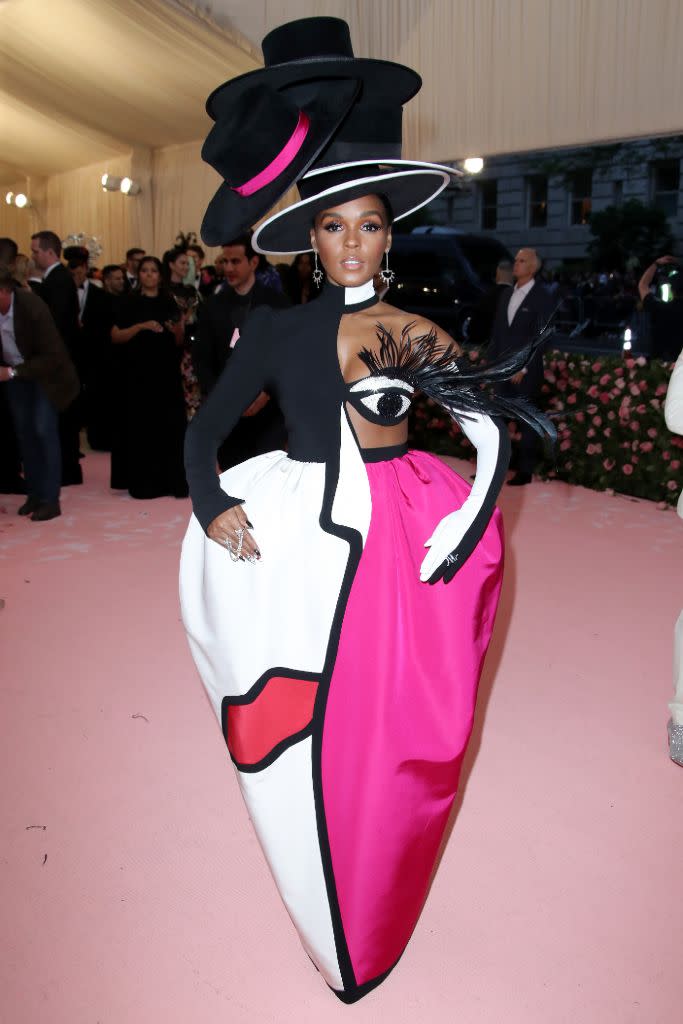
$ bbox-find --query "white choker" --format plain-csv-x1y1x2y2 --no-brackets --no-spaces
344,280,376,306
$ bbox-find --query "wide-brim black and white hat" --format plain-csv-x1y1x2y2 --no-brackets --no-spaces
253,159,456,255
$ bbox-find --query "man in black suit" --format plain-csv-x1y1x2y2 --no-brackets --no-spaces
0,266,80,520
488,248,554,485
467,259,514,347
194,232,290,469
67,251,115,450
30,230,83,484
123,248,145,292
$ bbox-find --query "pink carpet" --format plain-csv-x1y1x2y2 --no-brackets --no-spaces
1,452,681,1023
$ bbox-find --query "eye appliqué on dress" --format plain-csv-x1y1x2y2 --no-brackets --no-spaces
346,375,414,425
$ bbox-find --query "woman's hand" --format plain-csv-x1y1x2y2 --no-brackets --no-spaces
206,505,260,561
142,320,164,332
165,315,187,344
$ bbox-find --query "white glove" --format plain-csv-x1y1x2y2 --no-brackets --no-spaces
420,413,509,584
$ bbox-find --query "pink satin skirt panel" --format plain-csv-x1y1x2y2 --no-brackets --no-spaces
321,451,504,986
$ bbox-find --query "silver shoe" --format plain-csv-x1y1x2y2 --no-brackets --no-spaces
668,719,683,766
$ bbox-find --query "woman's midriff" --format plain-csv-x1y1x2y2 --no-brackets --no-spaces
345,403,408,450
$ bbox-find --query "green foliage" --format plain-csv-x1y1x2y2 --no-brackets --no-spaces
587,200,674,271
409,349,682,505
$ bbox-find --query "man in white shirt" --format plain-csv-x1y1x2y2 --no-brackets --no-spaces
487,248,554,485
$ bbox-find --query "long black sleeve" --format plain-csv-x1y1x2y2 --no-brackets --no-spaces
184,306,274,532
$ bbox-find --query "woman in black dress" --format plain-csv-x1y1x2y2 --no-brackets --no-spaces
163,246,201,420
111,256,188,498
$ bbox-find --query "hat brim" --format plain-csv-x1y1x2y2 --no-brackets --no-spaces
207,58,421,120
252,167,451,255
200,79,360,247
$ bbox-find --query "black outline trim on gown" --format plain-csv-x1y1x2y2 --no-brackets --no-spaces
222,667,320,772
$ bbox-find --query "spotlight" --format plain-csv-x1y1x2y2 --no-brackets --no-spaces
101,173,122,192
623,327,633,352
14,193,30,209
120,177,141,196
463,157,484,174
5,191,14,205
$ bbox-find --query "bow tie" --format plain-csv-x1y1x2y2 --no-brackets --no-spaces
78,284,86,290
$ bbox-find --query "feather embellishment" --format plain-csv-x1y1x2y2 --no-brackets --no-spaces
358,320,557,446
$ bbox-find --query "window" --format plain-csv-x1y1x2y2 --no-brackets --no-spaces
527,176,548,227
570,170,592,225
613,180,623,205
651,160,680,217
479,179,498,230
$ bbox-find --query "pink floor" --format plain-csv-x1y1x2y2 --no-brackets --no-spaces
1,452,681,1023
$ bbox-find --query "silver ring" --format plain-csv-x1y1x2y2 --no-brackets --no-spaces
224,535,241,562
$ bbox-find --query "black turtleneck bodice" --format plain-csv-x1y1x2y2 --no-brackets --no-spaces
184,282,384,531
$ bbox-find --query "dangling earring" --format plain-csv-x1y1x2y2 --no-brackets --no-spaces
312,250,324,288
379,249,395,286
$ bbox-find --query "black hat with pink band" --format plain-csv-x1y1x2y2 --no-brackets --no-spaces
200,17,423,246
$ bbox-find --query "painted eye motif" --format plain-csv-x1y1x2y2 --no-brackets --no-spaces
347,375,414,424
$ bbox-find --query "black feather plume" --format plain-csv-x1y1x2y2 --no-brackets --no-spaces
357,319,557,446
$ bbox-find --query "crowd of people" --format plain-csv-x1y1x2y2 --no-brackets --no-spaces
0,231,316,518
1,227,681,521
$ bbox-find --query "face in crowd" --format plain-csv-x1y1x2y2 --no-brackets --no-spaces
104,268,125,295
188,247,204,271
29,237,57,271
169,251,190,283
513,248,540,286
69,263,88,288
222,244,258,292
127,250,145,275
310,194,392,288
138,258,161,293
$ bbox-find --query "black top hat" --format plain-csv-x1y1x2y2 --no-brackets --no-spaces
206,17,421,120
200,79,359,246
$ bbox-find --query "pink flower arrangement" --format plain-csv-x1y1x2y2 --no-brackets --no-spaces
410,348,680,505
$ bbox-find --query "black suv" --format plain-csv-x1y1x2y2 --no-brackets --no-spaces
386,229,512,341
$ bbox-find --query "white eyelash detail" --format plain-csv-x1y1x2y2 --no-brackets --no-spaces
349,376,414,395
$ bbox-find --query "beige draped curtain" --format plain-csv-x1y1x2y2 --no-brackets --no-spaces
247,0,683,159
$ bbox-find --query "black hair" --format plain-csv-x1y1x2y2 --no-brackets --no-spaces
0,238,18,265
31,230,62,258
137,256,174,302
102,264,124,280
161,246,189,284
187,244,205,260
0,264,15,290
126,247,145,261
222,232,256,261
377,193,395,226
